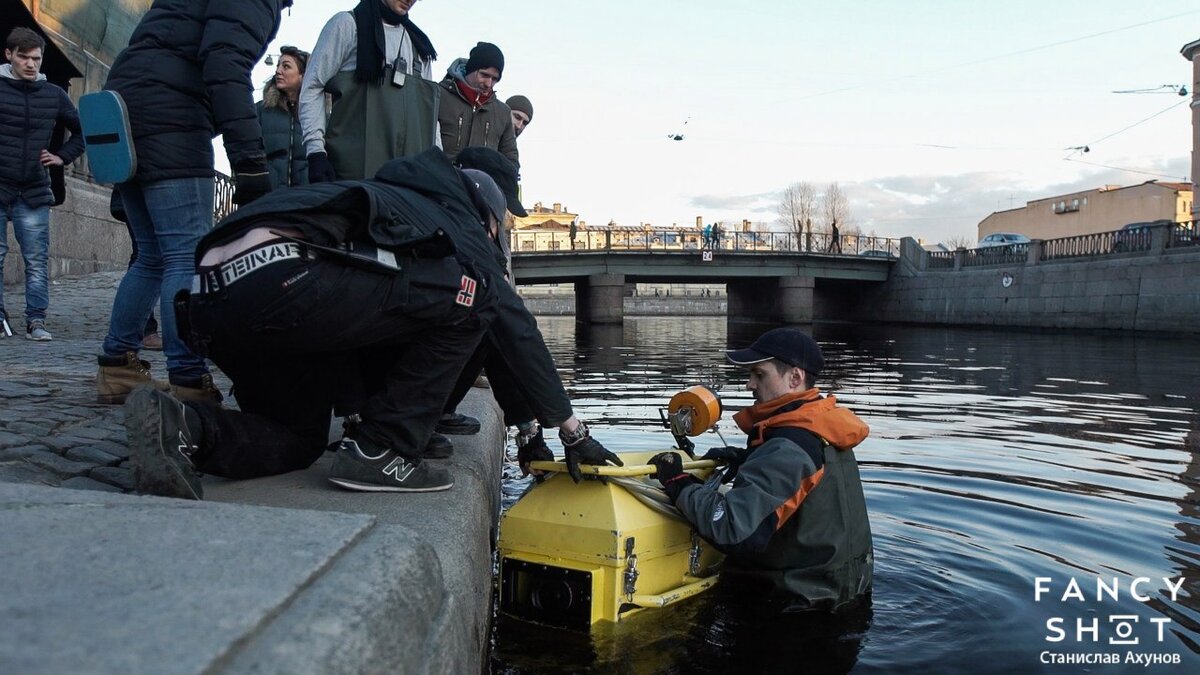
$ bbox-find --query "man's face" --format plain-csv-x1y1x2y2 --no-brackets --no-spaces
511,110,530,136
466,67,501,95
745,360,804,404
384,0,416,15
5,47,43,81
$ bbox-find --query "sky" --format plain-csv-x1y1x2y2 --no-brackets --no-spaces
228,0,1199,244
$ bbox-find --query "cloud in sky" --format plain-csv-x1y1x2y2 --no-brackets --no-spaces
685,155,1189,244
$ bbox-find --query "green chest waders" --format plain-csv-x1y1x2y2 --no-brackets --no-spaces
324,69,441,181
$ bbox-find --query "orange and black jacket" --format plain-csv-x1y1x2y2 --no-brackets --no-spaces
674,388,874,608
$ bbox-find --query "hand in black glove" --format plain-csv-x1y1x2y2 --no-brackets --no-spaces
701,445,749,466
648,451,700,501
516,426,554,478
307,151,336,183
559,422,623,483
233,160,272,206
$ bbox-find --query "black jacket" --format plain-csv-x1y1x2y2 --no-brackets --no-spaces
199,149,573,426
0,68,84,208
104,0,289,181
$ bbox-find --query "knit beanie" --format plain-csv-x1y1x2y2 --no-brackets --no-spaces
465,42,504,77
505,95,533,122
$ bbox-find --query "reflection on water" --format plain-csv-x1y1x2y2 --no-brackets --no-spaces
493,318,1200,673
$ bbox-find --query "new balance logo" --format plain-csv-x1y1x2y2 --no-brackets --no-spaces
456,275,477,307
383,457,416,482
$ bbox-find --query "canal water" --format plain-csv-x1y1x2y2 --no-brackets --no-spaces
491,317,1200,674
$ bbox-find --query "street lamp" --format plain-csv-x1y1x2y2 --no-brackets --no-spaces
1112,84,1188,96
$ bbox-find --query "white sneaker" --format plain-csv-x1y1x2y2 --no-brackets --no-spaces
26,320,52,341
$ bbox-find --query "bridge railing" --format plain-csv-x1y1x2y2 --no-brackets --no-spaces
510,229,900,257
927,250,956,269
1170,220,1199,249
963,243,1028,267
213,173,236,223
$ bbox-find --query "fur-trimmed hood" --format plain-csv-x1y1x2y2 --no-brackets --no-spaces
260,80,296,115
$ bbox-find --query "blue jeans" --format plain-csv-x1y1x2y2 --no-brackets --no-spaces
102,178,214,381
0,197,51,325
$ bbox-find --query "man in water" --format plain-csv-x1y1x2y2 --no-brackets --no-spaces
648,327,873,611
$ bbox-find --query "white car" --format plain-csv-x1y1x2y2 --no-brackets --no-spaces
977,232,1031,249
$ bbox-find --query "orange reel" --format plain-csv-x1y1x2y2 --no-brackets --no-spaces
666,386,722,436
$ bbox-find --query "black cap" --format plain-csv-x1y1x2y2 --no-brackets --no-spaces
460,169,506,223
455,147,527,216
465,41,504,77
725,328,824,376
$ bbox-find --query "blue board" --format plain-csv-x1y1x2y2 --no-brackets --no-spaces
78,91,136,184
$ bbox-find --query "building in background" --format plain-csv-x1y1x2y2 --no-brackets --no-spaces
1184,37,1199,220
977,181,1193,242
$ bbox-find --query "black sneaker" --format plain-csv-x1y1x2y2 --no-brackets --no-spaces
329,438,453,492
426,432,454,459
124,386,203,499
436,412,480,435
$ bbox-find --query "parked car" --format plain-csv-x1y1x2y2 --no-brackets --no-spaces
858,249,893,258
976,232,1031,257
1113,220,1171,252
977,232,1031,249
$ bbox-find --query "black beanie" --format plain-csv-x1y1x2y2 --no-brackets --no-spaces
465,42,504,78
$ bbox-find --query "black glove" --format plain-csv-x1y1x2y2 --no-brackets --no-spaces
559,422,623,483
232,159,272,206
307,151,336,183
648,451,700,502
516,425,553,478
702,445,750,466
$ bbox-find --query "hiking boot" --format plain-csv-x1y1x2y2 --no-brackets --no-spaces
329,437,453,492
426,432,454,459
169,373,224,405
142,332,164,351
124,386,204,500
26,319,52,341
436,412,480,435
97,352,170,404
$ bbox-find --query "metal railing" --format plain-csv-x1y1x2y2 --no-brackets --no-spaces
963,243,1028,267
510,229,900,257
1170,221,1199,249
213,173,236,223
927,250,956,269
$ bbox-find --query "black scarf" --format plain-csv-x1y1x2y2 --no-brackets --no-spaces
353,0,438,84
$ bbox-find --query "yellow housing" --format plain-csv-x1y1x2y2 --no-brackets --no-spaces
498,450,724,630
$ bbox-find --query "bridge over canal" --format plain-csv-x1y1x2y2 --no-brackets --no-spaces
509,230,902,323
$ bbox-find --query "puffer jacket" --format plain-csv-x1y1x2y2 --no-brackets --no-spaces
676,388,874,610
104,0,290,181
436,58,518,166
256,81,308,188
0,65,84,208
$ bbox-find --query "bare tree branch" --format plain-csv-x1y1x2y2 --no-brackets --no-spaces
777,181,817,237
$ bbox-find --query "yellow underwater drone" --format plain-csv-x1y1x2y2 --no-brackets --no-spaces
497,386,727,630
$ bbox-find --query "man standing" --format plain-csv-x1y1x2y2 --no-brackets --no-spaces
301,0,439,182
505,95,533,138
95,0,287,405
437,42,519,165
648,327,873,612
0,28,85,341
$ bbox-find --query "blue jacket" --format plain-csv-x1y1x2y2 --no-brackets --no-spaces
0,65,84,208
104,0,289,181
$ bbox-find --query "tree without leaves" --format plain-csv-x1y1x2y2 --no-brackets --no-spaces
777,181,817,238
821,182,850,234
944,234,976,250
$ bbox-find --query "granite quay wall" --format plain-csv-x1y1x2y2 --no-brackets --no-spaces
0,271,505,673
849,235,1200,334
3,177,129,287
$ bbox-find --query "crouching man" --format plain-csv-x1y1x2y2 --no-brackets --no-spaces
648,327,873,611
124,148,619,499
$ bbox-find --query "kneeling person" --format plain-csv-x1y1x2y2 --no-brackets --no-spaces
648,328,873,611
124,149,619,499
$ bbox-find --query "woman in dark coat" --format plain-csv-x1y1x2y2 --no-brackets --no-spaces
256,45,310,188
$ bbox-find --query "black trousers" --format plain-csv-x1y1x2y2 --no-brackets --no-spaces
442,337,535,427
187,254,492,479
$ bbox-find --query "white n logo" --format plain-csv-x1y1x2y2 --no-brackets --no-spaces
383,457,415,482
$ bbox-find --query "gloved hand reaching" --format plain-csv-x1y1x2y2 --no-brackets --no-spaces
516,424,553,478
307,151,337,183
701,445,750,483
232,159,272,206
648,451,700,502
559,422,623,483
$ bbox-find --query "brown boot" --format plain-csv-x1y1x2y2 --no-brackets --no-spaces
97,352,170,404
169,373,224,406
